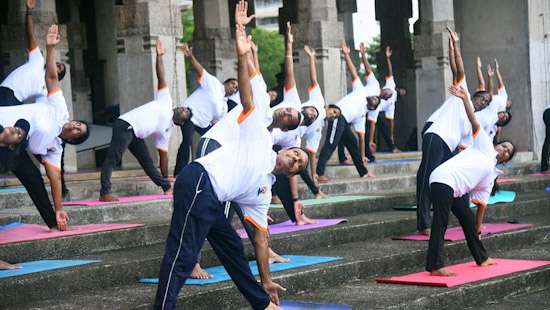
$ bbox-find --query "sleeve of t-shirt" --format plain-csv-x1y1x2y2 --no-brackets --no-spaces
41,140,63,170
473,128,494,157
351,78,364,93
308,84,324,103
284,86,301,105
497,87,508,99
384,102,396,119
47,90,70,122
365,72,380,90
154,87,172,103
28,47,45,66
154,127,171,152
240,203,269,232
457,78,470,95
352,114,366,132
384,76,396,90
238,75,270,128
367,108,380,123
304,121,323,152
470,176,494,207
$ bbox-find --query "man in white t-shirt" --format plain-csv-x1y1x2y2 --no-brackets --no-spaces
0,25,88,231
426,84,515,277
99,41,187,202
154,13,306,309
316,41,373,183
173,44,239,175
0,0,66,107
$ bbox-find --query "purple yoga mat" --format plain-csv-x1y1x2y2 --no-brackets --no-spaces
393,223,532,241
63,194,172,206
237,219,347,238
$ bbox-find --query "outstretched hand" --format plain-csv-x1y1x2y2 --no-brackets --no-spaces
235,24,252,56
494,58,500,71
446,26,459,42
46,24,60,47
476,56,482,68
341,41,351,55
26,0,35,10
235,0,255,26
448,84,468,99
304,45,315,57
286,21,293,44
251,41,258,53
359,42,367,55
156,40,165,56
56,210,69,231
181,43,192,57
385,46,392,58
263,280,287,305
487,64,494,77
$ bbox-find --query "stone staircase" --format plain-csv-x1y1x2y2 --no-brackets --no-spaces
1,152,549,309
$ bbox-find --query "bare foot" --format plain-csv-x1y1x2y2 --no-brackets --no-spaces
315,191,328,199
392,148,402,153
480,258,497,267
265,301,283,310
190,263,213,279
269,248,290,264
271,195,282,204
267,215,275,224
99,194,119,202
361,172,375,178
339,159,353,165
430,268,456,277
295,214,318,226
164,187,173,196
0,260,21,270
418,228,431,236
317,175,330,183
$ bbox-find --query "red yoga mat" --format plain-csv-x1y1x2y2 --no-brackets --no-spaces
63,194,172,206
0,223,144,245
529,171,550,177
237,219,347,238
393,223,532,241
376,258,550,287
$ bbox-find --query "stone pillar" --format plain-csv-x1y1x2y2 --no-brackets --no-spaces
0,0,78,171
375,0,416,150
413,0,455,146
288,0,346,105
192,0,237,81
114,0,186,169
336,0,358,90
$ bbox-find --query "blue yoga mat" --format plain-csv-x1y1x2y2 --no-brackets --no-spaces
0,222,24,232
0,186,26,194
546,187,550,192
140,255,343,285
470,191,516,207
271,195,376,209
281,300,352,309
0,260,99,279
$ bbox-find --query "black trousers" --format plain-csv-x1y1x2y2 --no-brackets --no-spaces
541,109,550,172
416,132,452,231
173,121,211,176
426,183,488,271
337,116,376,162
317,115,368,177
154,163,270,310
100,119,170,196
376,113,394,151
0,86,23,106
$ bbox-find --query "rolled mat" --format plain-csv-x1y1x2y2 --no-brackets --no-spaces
270,195,374,209
0,260,99,279
0,223,144,245
376,258,550,287
140,255,343,285
280,300,352,309
393,223,532,241
63,194,171,206
237,219,347,238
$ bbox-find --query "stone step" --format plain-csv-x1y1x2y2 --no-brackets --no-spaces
1,194,549,308
476,287,550,310
9,214,550,310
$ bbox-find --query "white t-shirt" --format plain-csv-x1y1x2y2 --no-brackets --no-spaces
430,128,500,206
425,79,473,152
367,76,397,122
0,90,69,169
119,87,174,151
299,84,326,152
363,72,381,98
1,47,47,103
196,74,275,230
335,79,367,132
181,70,227,128
271,128,300,149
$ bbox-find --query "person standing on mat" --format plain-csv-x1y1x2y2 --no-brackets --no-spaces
316,41,374,183
416,27,490,236
0,25,89,231
154,4,307,307
173,43,239,176
99,40,187,202
542,103,550,173
426,83,516,276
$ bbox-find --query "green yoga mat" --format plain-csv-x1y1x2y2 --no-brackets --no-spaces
393,191,516,211
270,195,377,209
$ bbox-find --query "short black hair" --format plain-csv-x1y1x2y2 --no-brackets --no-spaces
497,140,516,161
223,78,237,84
57,63,66,81
472,90,492,103
497,111,512,127
366,96,381,111
63,120,90,145
328,104,341,113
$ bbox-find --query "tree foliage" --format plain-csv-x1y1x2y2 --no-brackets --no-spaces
251,28,285,89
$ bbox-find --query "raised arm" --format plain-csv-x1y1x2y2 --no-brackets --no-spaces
487,64,495,95
304,45,318,87
155,40,167,89
494,59,505,90
447,27,465,83
25,0,38,51
476,57,485,91
342,41,360,82
182,43,204,78
283,22,296,90
45,25,60,93
448,37,458,84
359,42,373,76
246,43,258,78
251,41,261,74
385,46,393,77
235,24,253,115
449,84,480,135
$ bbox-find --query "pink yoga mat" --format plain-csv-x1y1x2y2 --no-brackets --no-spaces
0,223,144,245
64,194,172,206
393,223,532,241
376,258,550,287
237,219,347,238
496,178,518,184
529,171,550,177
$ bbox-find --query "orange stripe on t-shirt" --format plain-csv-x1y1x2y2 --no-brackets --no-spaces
237,105,256,124
48,87,62,96
244,216,268,233
472,127,480,139
41,160,61,172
